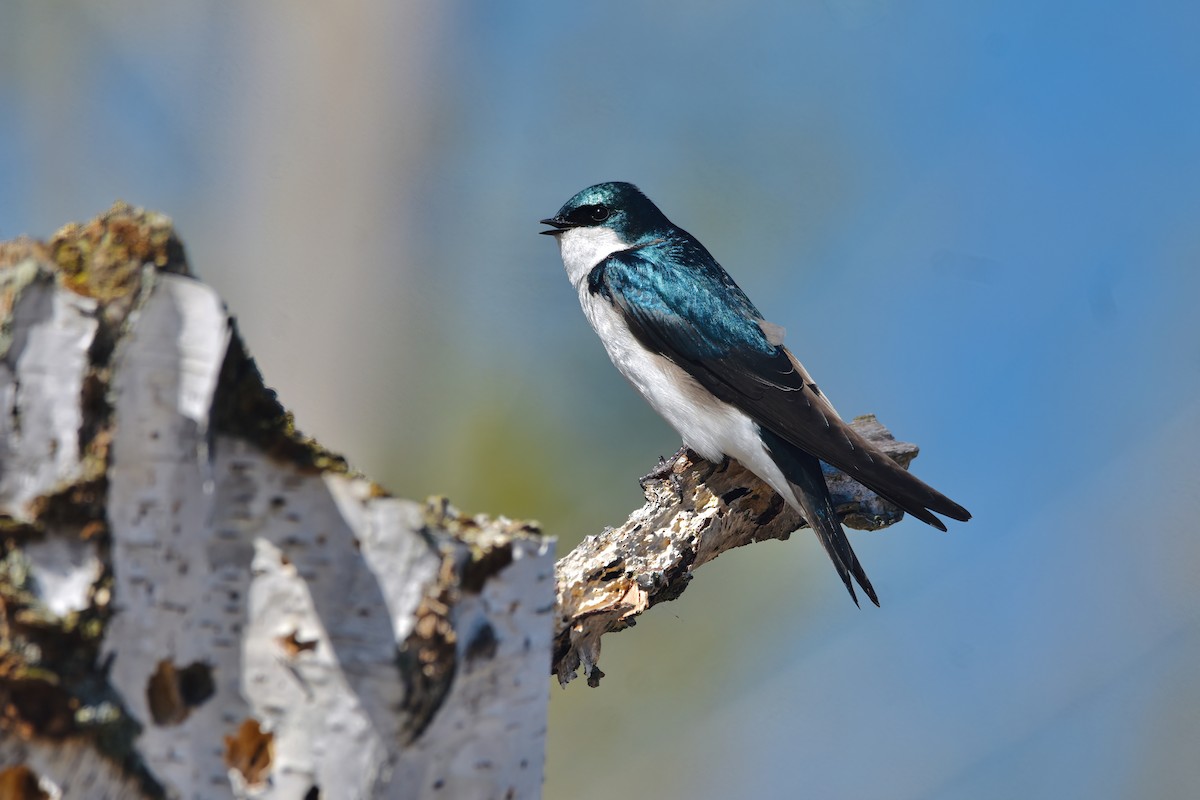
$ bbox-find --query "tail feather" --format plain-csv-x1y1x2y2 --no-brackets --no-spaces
775,348,971,528
863,456,970,529
761,429,879,606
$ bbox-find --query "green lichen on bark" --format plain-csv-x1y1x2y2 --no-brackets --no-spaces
0,203,382,793
396,498,543,740
209,324,356,475
47,201,189,303
0,536,159,796
0,202,190,797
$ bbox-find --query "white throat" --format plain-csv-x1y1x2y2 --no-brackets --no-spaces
555,226,629,288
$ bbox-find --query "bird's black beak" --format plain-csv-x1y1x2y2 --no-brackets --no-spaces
539,217,571,236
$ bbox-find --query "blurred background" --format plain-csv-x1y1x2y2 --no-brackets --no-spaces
3,2,1199,797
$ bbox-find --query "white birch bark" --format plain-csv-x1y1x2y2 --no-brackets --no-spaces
0,205,554,800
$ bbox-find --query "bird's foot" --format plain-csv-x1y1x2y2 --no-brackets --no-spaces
639,455,674,490
639,446,690,500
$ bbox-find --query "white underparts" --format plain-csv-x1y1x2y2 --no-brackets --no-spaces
555,226,630,288
554,223,805,513
578,292,803,513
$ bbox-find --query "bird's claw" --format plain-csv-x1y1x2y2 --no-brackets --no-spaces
638,446,690,501
638,455,673,490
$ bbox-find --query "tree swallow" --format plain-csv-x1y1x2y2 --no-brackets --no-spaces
540,181,970,606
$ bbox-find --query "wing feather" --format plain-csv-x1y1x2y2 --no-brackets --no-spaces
594,248,970,527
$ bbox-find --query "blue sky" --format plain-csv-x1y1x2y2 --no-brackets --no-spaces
3,2,1199,797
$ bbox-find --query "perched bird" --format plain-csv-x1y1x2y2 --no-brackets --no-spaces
540,181,970,606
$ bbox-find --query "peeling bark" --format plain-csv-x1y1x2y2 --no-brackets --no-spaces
551,420,920,687
0,205,553,800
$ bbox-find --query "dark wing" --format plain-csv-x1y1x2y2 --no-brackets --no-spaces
759,425,879,606
592,248,971,529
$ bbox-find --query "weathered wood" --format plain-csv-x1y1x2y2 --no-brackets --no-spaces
553,417,918,687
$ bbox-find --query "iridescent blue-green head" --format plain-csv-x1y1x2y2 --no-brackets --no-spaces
541,182,674,285
540,181,671,242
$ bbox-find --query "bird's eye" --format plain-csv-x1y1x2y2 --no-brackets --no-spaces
565,203,612,226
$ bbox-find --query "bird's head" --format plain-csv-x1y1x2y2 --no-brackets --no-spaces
540,182,673,281
540,181,672,243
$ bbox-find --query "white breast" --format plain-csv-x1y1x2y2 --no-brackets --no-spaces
555,226,630,288
553,225,801,510
577,288,800,511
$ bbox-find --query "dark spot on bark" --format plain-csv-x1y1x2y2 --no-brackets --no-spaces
146,659,215,726
397,589,458,743
649,545,696,605
721,487,750,504
178,662,215,707
460,541,513,594
599,560,625,581
755,493,785,527
224,718,273,786
0,765,48,800
465,622,498,664
278,630,319,657
5,678,76,737
585,557,625,583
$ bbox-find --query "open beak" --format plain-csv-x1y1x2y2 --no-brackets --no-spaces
539,217,572,236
